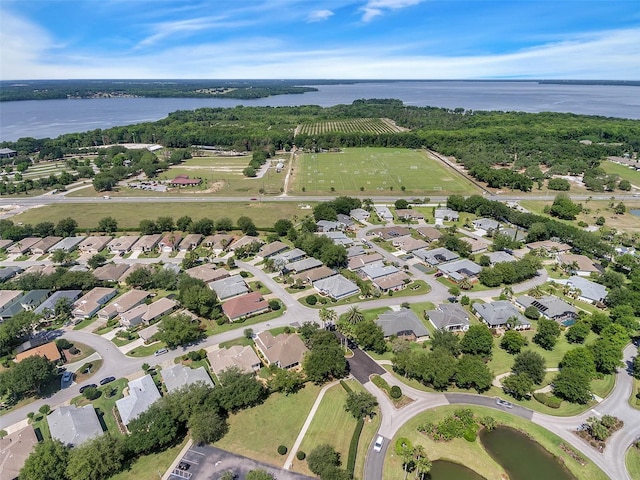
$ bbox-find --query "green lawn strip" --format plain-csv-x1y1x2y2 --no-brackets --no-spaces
71,378,128,434
386,280,431,298
249,281,271,295
30,413,52,441
216,383,322,467
630,377,640,410
218,337,253,349
626,445,640,480
408,301,436,334
338,306,391,323
203,307,286,337
126,342,167,358
112,335,138,347
601,161,640,184
110,438,188,480
64,342,97,363
72,317,97,330
384,405,608,480
591,374,615,399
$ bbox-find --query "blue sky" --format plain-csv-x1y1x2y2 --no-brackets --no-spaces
1,0,639,80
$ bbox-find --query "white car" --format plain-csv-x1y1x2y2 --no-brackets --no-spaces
496,398,513,409
373,435,384,452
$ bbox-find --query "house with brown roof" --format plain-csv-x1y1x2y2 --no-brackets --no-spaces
258,241,289,259
132,234,163,253
179,234,203,252
557,253,602,276
222,292,269,322
7,237,40,254
208,345,261,378
348,253,384,272
72,287,117,320
461,236,489,254
20,264,58,277
170,174,202,186
159,233,181,252
202,234,235,254
92,263,129,282
119,297,178,327
0,290,24,311
15,342,61,363
395,209,424,221
0,426,38,480
526,240,571,255
392,237,429,253
370,226,411,241
97,289,150,321
108,235,140,255
118,264,149,284
292,265,337,284
372,271,410,292
78,236,112,254
414,226,443,242
185,264,230,283
0,239,13,251
228,235,264,251
31,236,62,255
254,331,308,369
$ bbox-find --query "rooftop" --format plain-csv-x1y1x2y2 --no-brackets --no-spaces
160,364,213,392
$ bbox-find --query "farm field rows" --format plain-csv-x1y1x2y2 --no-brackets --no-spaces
292,147,479,195
297,118,405,135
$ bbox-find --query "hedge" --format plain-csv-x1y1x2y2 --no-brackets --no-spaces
534,392,562,409
340,380,353,393
346,418,364,476
371,375,390,393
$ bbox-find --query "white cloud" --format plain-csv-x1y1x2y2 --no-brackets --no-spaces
361,0,424,22
307,9,334,22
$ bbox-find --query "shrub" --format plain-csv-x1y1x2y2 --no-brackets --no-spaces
347,418,364,476
69,347,80,355
55,338,72,349
83,387,101,400
239,271,250,278
340,380,353,393
463,428,477,442
546,396,562,408
390,385,402,399
268,300,281,310
371,375,390,393
277,445,287,455
305,295,318,306
395,437,413,455
296,451,306,461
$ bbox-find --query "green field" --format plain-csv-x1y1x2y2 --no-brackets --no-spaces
601,161,640,186
626,446,640,480
12,201,314,230
292,148,479,195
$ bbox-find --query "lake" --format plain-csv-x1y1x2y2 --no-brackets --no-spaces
1,81,639,141
631,209,640,217
430,460,486,480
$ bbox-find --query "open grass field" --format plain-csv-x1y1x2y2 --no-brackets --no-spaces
291,148,479,196
384,405,608,480
110,439,188,480
215,382,321,467
601,161,640,186
520,199,640,233
12,201,314,230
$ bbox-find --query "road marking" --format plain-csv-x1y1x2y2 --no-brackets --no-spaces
189,449,206,456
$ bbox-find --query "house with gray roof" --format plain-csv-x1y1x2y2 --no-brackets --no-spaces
473,301,530,330
374,205,394,222
316,220,340,232
360,263,398,280
0,239,13,251
161,364,213,392
472,218,500,236
499,227,527,242
116,375,161,426
0,290,24,311
0,266,23,282
375,309,429,341
336,214,355,230
314,274,359,300
350,208,370,223
516,295,576,323
413,247,459,266
437,259,482,282
284,257,323,274
566,276,608,304
488,251,517,265
229,235,264,251
0,289,50,321
426,304,470,332
209,275,249,300
272,248,306,266
50,236,83,252
34,290,82,318
346,245,365,258
321,231,354,246
434,208,459,221
47,404,103,447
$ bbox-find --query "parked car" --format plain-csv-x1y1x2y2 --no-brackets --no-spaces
496,398,513,409
62,371,73,382
154,348,168,356
373,435,384,452
178,462,190,471
79,384,97,393
99,376,116,385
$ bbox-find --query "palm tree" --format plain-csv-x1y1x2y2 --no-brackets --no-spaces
528,285,544,299
400,444,414,480
413,445,432,480
319,307,337,328
501,286,514,299
345,306,364,325
459,278,472,291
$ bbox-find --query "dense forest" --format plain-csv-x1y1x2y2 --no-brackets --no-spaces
0,79,317,102
1,99,638,192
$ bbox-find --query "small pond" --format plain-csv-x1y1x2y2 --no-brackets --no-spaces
429,460,486,480
480,426,577,480
630,209,640,216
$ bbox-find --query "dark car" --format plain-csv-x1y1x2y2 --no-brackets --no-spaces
79,384,97,393
178,462,190,471
99,376,116,386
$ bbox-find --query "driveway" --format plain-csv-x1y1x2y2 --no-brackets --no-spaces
334,332,385,383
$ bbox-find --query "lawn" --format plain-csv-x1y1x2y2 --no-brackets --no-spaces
292,148,479,196
626,445,640,480
64,342,97,363
601,160,640,185
408,301,436,333
215,382,322,466
631,377,640,410
73,317,97,330
384,405,608,480
203,307,287,337
72,378,128,434
110,439,188,480
296,381,361,476
126,342,167,358
12,201,316,231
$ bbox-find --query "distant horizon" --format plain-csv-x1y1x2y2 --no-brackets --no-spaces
2,79,638,83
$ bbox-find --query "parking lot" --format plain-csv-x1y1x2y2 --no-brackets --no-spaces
168,445,313,480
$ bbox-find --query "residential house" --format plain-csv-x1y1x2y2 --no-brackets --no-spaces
97,289,150,322
557,253,602,276
472,218,500,236
138,323,160,343
461,237,489,254
179,234,203,252
499,227,527,242
395,209,425,221
228,235,264,252
314,274,359,300
107,235,140,255
116,375,161,426
131,234,162,253
516,295,577,323
0,290,24,311
392,237,429,253
15,336,49,354
321,231,353,246
119,297,177,327
316,220,339,233
0,426,37,480
375,309,430,341
434,208,459,222
414,226,443,242
360,263,399,280
222,292,269,322
258,241,288,259
525,240,571,255
118,264,149,284
374,205,394,222
30,236,62,255
254,331,308,369
293,266,337,285
78,236,112,255
92,264,129,282
413,247,459,266
350,208,370,222
20,264,57,277
370,226,411,241
487,251,517,265
159,233,181,253
473,301,531,330
348,253,384,272
202,234,235,254
373,272,410,292
283,257,323,275
0,266,23,282
336,214,355,230
0,239,13,251
15,342,62,363
161,364,213,393
33,290,82,318
208,345,261,378
72,287,117,320
346,245,365,258
7,237,40,254
47,405,103,447
0,289,50,321
170,174,201,186
426,304,470,332
209,275,249,301
566,276,608,304
185,264,230,283
272,248,307,266
0,148,17,158
49,236,83,252
437,259,482,282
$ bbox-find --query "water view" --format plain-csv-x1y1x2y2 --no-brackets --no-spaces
429,460,486,480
